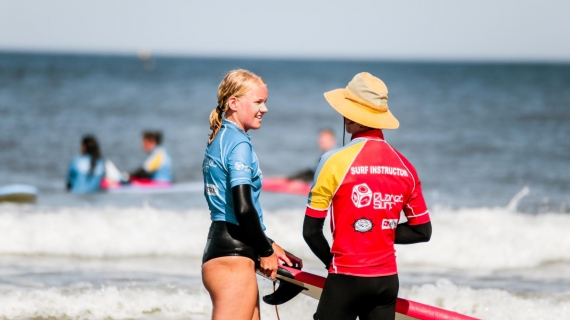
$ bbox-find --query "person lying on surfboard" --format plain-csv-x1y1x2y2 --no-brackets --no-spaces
303,72,432,320
66,135,105,193
126,130,173,183
201,69,296,320
288,128,337,182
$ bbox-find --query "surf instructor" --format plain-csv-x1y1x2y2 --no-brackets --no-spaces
201,69,293,320
303,72,432,320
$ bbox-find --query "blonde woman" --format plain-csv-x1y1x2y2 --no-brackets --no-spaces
202,69,293,320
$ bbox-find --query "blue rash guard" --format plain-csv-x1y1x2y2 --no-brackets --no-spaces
202,119,265,229
67,155,105,193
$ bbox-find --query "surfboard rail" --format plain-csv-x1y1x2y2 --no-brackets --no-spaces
100,178,203,194
260,265,478,320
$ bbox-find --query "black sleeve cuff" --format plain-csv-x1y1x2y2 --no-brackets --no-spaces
259,247,274,257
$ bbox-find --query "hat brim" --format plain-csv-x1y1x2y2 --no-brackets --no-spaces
324,89,399,129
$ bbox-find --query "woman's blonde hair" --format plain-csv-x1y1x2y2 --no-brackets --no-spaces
208,69,265,144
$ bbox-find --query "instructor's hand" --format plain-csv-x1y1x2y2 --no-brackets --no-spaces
259,253,279,280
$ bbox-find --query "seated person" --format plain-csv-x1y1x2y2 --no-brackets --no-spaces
128,131,173,183
289,128,336,182
67,135,105,193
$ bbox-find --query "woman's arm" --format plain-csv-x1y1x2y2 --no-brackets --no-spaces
395,221,432,244
232,184,274,257
303,215,333,268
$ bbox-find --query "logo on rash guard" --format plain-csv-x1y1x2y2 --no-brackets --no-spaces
352,183,372,208
202,159,217,173
381,219,398,230
234,162,252,172
205,184,219,196
354,218,373,233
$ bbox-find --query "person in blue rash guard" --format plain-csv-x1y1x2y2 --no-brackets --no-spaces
67,135,105,193
128,131,173,182
201,69,299,320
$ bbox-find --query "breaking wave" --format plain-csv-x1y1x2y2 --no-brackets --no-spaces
1,199,569,270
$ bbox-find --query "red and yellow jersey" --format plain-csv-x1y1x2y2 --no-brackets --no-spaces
305,129,430,277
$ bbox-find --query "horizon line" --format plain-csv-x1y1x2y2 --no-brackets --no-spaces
1,48,570,66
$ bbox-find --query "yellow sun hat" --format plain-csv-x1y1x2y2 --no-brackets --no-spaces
324,72,399,129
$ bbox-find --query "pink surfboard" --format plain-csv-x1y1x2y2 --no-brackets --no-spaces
262,177,312,196
258,265,478,320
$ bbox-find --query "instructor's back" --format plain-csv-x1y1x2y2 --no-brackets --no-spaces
303,72,432,320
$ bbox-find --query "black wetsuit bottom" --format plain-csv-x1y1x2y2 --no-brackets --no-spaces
202,221,258,264
314,273,399,320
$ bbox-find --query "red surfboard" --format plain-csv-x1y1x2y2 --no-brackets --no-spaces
262,177,312,195
258,265,478,320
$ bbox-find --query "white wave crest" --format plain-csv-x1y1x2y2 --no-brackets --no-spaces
0,206,210,257
396,206,570,269
0,284,318,320
0,281,567,320
1,204,570,270
400,279,570,320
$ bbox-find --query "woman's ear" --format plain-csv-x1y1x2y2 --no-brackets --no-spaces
227,96,239,112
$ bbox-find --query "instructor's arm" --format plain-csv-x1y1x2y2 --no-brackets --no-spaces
303,216,333,268
395,221,432,244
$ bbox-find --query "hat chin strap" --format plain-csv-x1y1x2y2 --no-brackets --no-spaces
342,118,346,147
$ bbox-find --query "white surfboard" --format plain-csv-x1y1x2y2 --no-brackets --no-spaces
0,184,38,203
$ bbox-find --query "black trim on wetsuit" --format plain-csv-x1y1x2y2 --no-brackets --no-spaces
303,216,333,268
129,167,153,180
232,184,274,257
395,221,432,244
314,273,399,320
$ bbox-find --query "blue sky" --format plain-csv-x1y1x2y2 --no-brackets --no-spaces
1,0,569,61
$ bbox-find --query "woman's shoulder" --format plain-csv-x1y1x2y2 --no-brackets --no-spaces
69,156,91,172
219,127,252,149
70,155,88,164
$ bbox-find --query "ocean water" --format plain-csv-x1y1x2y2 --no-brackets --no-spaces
0,52,569,319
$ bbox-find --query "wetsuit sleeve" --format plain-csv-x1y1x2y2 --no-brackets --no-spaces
143,150,164,173
402,180,431,226
227,142,255,187
395,221,432,244
232,184,274,257
303,216,333,268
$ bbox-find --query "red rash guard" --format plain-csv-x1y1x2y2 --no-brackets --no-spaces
305,130,430,277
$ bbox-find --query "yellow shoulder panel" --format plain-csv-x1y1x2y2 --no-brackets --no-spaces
308,141,365,210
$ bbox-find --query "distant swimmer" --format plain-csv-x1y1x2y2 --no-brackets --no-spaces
128,130,173,182
289,128,336,182
303,73,432,320
67,135,105,193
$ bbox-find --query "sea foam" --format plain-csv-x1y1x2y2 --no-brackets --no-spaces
0,281,567,320
1,203,569,270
